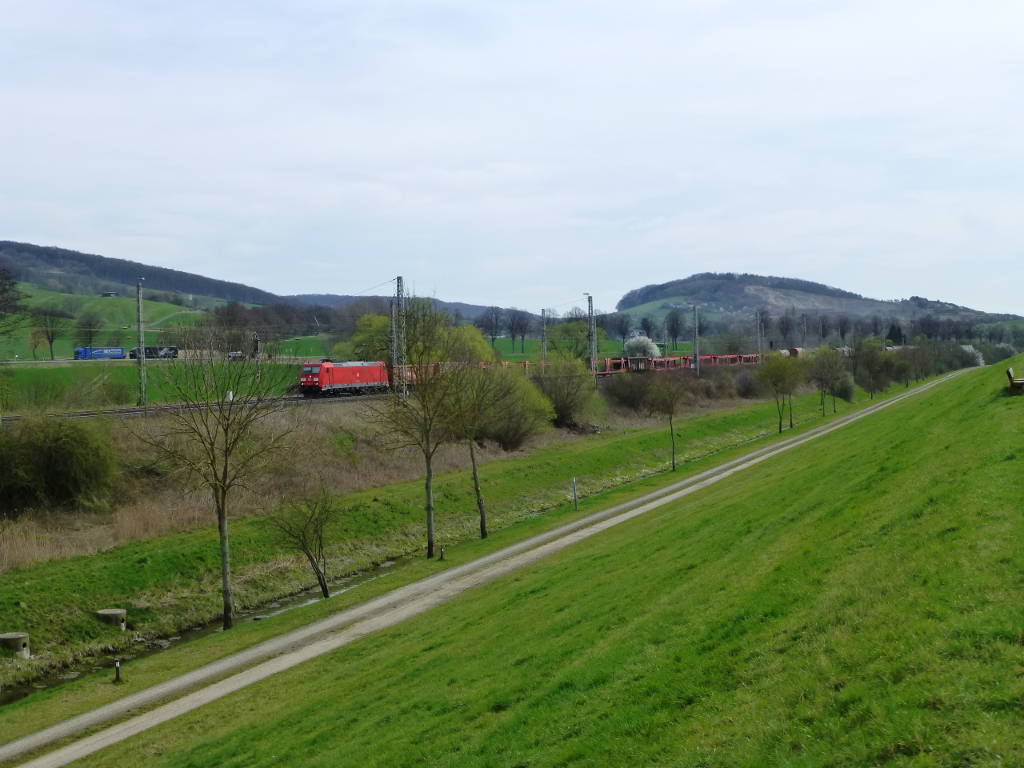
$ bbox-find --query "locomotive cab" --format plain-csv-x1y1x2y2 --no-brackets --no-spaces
299,361,330,396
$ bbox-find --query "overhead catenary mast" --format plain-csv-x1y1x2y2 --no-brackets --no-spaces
136,277,147,406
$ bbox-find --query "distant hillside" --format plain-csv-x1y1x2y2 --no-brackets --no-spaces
0,241,528,320
0,241,278,305
618,272,1020,322
283,294,519,321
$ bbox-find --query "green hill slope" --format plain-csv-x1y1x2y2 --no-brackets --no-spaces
74,361,1024,766
0,284,204,360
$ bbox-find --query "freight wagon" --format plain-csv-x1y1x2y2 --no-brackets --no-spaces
129,346,180,359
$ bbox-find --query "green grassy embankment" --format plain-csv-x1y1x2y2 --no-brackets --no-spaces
0,362,299,412
63,359,1024,767
0,381,894,691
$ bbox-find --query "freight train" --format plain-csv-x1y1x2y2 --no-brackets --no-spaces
73,346,127,360
298,353,762,396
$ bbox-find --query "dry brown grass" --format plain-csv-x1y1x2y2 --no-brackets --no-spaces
0,392,746,573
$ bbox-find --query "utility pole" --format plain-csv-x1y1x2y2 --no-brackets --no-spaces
693,304,700,377
136,278,147,406
392,276,407,397
585,293,596,377
540,308,547,367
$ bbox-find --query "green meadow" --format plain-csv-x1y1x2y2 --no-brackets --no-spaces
54,360,1024,767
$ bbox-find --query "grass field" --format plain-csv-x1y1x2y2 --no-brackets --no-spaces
32,359,1024,767
0,378,896,691
0,372,967,755
0,284,205,360
0,362,299,412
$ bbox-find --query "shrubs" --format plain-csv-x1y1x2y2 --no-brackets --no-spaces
533,356,597,427
0,417,118,516
485,373,554,451
604,372,654,413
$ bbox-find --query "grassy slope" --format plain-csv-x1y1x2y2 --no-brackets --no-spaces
0,384,883,687
0,284,205,360
0,362,299,412
69,361,1024,767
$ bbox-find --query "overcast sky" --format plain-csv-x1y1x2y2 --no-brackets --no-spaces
2,1,1022,314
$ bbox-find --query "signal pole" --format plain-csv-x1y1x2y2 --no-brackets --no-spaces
693,304,700,377
136,278,147,406
540,308,547,367
585,293,596,377
391,276,407,397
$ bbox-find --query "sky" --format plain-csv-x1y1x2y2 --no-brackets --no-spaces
2,1,1023,315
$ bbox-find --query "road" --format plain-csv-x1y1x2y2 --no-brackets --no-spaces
1,371,963,768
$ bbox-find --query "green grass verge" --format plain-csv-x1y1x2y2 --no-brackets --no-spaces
55,359,1024,767
0,363,299,412
0,374,953,748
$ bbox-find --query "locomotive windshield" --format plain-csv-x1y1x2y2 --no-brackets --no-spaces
303,365,321,374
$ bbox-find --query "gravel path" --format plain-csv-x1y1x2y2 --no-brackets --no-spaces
3,371,962,768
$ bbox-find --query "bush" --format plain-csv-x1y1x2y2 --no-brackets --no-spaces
603,372,654,412
485,374,554,451
735,369,762,398
834,373,855,402
533,356,597,427
0,417,119,516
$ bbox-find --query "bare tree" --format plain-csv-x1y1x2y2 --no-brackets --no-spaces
611,313,631,351
476,306,504,349
75,309,102,349
268,494,337,599
139,328,293,628
369,299,472,558
647,371,691,470
32,306,72,360
806,346,847,415
445,365,516,538
506,309,532,354
640,316,655,338
756,354,805,433
665,309,683,351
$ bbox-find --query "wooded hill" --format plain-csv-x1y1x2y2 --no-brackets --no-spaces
618,272,1020,323
0,241,501,319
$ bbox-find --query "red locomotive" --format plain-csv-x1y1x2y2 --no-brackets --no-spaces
299,359,390,396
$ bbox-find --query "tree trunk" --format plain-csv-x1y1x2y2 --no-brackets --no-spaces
425,454,435,558
306,553,330,599
469,440,487,538
776,396,784,433
48,340,55,361
216,496,234,630
788,393,794,429
669,413,677,471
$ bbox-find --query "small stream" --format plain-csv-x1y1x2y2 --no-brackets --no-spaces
0,557,410,708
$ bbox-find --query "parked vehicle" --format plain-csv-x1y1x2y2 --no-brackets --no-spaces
128,346,179,359
73,347,126,360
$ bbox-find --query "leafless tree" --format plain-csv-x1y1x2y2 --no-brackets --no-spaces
268,494,337,598
477,306,504,348
139,328,294,628
647,371,691,471
665,309,683,351
32,306,72,360
368,299,474,558
506,308,532,354
75,309,102,349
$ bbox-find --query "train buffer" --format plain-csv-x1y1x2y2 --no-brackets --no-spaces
1007,368,1024,391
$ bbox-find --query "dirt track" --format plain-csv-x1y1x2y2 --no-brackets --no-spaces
2,371,963,768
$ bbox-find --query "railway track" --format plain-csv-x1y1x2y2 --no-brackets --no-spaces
0,393,386,424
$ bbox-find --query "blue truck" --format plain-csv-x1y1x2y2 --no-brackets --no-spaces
73,347,127,360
